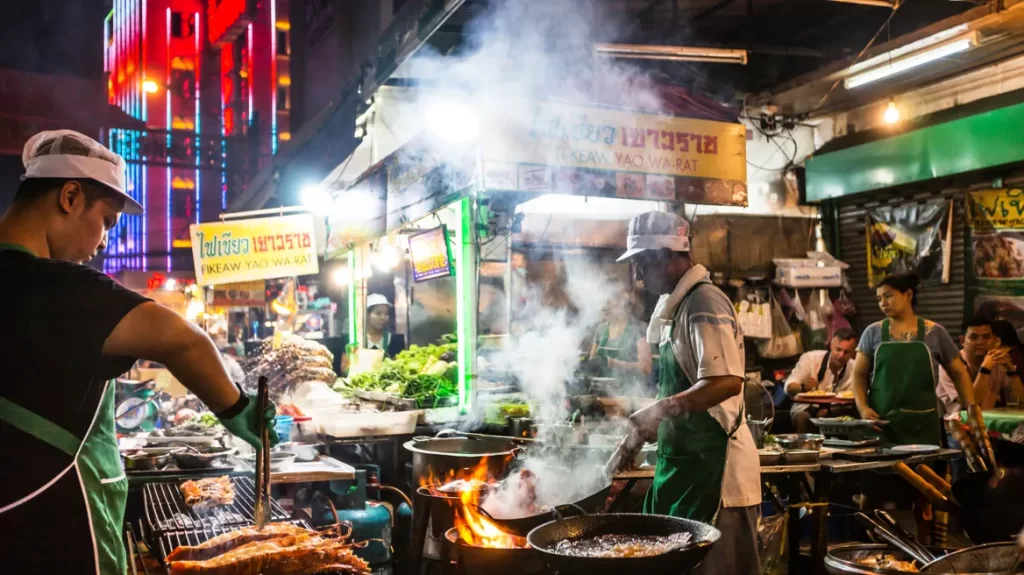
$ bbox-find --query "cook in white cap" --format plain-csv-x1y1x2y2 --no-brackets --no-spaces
0,130,277,574
365,293,405,359
610,211,761,575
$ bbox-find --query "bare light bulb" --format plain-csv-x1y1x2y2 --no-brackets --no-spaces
883,99,901,125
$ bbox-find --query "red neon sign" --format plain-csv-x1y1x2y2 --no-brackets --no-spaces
208,0,252,47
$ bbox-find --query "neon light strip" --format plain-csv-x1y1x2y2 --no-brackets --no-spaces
247,24,253,122
270,0,277,154
166,7,172,271
348,250,357,349
141,0,146,121
455,197,476,412
195,10,201,224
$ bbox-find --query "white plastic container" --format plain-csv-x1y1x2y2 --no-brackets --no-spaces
314,410,418,439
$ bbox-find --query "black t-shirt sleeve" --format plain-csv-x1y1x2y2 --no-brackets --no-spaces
52,264,151,378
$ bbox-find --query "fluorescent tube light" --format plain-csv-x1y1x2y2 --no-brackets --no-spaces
844,32,977,89
829,0,897,7
594,43,748,65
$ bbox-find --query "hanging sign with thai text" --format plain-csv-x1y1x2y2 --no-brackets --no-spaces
481,100,747,206
190,214,319,286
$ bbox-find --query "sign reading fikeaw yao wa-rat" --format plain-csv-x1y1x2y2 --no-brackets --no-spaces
190,214,319,286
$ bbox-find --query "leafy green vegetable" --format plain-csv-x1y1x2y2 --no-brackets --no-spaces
341,341,460,407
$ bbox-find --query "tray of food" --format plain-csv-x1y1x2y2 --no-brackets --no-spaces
157,521,371,574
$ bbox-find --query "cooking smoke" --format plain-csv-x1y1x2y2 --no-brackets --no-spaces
389,0,669,514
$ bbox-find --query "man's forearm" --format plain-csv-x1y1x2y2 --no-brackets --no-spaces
663,375,742,417
163,334,241,412
972,372,990,408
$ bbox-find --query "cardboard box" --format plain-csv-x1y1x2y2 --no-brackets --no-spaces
775,265,843,287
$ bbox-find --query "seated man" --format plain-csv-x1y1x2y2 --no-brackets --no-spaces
784,328,857,433
938,316,1024,415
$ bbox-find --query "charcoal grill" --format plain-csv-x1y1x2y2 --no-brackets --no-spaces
155,519,311,562
143,476,289,537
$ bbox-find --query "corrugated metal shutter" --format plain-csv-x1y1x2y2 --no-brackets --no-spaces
834,187,966,337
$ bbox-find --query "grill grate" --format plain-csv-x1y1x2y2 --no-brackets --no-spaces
143,476,289,537
155,519,311,563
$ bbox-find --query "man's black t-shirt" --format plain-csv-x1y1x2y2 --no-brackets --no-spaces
0,248,149,506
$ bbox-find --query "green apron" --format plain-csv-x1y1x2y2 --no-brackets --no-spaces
869,318,942,445
594,322,637,379
0,243,128,574
643,285,744,523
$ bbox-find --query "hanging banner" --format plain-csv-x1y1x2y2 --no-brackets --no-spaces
967,188,1024,284
190,214,319,286
866,200,952,287
481,100,747,206
966,188,1024,330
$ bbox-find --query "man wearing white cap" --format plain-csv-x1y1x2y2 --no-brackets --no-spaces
612,211,761,575
0,131,277,574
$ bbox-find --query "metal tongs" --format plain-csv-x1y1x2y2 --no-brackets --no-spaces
253,376,271,529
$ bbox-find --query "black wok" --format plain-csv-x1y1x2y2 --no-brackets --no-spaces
527,513,720,575
477,480,612,537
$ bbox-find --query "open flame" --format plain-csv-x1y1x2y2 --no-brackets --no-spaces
417,457,527,549
453,458,528,549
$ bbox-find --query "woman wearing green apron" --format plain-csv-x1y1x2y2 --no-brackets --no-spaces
851,273,976,445
588,288,652,389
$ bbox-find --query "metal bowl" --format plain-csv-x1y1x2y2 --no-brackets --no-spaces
774,433,825,451
244,451,296,471
919,542,1024,574
275,442,324,462
122,447,184,471
172,446,236,470
826,542,936,575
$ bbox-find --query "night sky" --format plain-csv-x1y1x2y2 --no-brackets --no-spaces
0,0,107,78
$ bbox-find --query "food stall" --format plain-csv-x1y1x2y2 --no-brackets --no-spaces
325,99,748,425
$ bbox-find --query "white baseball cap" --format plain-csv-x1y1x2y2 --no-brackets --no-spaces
367,294,392,309
617,211,691,262
21,129,143,215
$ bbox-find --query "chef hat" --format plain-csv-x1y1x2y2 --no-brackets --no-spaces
21,129,142,215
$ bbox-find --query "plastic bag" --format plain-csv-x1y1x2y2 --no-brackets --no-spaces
758,292,801,358
758,512,788,575
790,289,807,323
834,289,856,317
737,296,772,340
802,289,831,350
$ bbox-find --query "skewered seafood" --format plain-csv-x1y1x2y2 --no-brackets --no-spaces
166,523,311,562
181,476,235,510
167,525,370,575
241,336,336,400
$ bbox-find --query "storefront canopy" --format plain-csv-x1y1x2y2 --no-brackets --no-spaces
806,98,1024,202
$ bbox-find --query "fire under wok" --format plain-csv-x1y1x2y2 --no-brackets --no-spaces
474,458,614,537
476,481,612,537
527,513,720,575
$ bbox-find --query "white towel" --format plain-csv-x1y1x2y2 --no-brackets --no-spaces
646,264,709,344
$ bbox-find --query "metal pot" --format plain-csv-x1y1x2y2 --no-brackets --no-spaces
404,436,519,482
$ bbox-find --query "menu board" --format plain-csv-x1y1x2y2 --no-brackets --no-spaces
409,226,453,282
